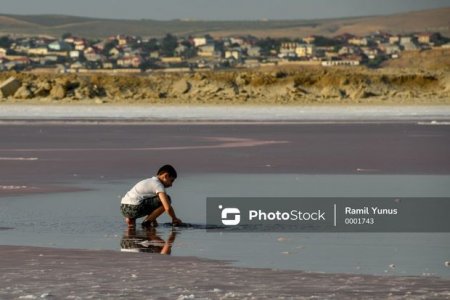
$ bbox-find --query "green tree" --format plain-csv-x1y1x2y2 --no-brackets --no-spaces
256,38,281,57
161,34,178,57
102,40,118,56
314,36,342,47
142,38,160,53
366,56,386,69
62,32,73,39
0,36,12,48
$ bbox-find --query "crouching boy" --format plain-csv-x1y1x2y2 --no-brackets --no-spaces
120,164,182,228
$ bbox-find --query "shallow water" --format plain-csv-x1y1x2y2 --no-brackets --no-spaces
1,174,449,278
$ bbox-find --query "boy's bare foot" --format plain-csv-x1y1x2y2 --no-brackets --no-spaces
125,218,136,228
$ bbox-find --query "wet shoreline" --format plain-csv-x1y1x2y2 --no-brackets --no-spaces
0,184,90,197
0,245,449,299
1,122,449,188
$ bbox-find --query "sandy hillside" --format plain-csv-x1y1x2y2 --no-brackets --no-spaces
1,51,450,105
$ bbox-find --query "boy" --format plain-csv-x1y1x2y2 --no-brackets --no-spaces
120,164,182,228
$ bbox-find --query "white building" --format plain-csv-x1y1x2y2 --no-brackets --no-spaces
197,44,216,57
349,37,368,46
295,45,316,57
69,51,82,59
27,48,48,56
247,46,261,57
279,42,297,57
338,46,358,55
48,41,72,51
400,37,413,45
379,44,401,55
322,60,360,67
193,36,213,47
225,49,241,60
389,36,400,44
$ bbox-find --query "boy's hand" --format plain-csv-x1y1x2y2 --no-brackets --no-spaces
172,218,182,225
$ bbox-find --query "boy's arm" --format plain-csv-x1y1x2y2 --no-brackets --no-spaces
158,192,182,224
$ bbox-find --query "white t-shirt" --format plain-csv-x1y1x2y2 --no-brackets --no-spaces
121,176,165,205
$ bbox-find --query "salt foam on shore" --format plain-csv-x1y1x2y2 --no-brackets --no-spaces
1,105,450,121
0,185,28,190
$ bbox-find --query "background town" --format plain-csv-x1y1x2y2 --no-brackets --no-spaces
0,30,449,73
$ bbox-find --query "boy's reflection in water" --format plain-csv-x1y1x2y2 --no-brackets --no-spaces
121,227,177,255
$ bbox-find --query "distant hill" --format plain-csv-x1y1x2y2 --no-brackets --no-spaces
0,7,449,38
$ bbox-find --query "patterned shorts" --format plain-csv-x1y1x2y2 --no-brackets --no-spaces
120,196,163,219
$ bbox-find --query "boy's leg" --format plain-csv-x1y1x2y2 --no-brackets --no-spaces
142,206,165,226
125,217,136,228
141,195,171,226
121,204,138,228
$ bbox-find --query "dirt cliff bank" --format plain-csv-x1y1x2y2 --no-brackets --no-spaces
1,66,449,105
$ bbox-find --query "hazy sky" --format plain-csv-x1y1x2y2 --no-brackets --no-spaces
2,0,450,20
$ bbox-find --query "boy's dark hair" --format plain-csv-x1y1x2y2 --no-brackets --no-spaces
157,164,177,179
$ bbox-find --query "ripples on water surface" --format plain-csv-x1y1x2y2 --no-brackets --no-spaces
0,174,449,277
